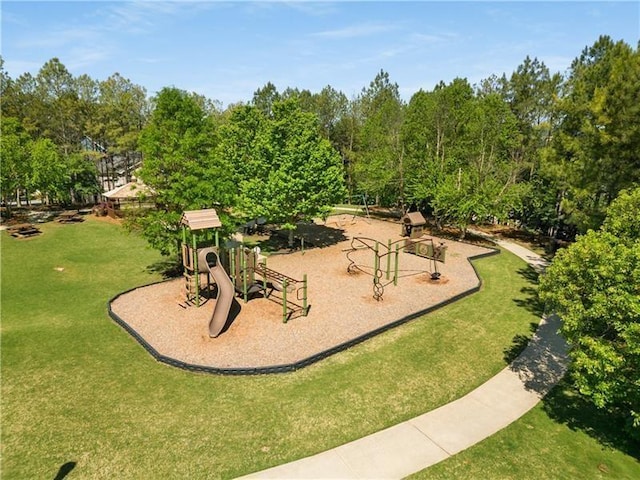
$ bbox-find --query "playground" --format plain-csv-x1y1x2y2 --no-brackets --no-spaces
110,214,494,370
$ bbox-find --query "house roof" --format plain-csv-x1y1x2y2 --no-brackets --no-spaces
180,209,222,230
103,181,154,200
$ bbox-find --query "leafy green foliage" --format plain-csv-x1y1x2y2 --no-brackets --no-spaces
545,36,640,232
404,80,528,236
0,117,30,209
27,137,68,203
222,99,345,242
539,187,640,439
354,70,405,205
136,87,235,255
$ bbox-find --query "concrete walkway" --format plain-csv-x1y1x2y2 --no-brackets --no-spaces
239,235,569,479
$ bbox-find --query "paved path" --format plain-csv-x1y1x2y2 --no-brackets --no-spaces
239,235,569,479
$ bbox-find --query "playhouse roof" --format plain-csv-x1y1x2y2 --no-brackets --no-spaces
180,209,222,230
402,212,427,226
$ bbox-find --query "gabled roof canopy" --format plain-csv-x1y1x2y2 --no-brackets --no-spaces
402,212,427,226
103,181,154,200
181,209,222,231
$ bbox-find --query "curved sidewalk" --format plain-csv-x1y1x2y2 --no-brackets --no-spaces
239,236,569,479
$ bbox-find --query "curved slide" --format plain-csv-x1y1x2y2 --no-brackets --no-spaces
197,247,235,337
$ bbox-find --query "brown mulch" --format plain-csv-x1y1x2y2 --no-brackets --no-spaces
110,215,495,369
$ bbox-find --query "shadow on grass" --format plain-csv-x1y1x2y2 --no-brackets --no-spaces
503,322,540,364
53,462,76,480
146,258,182,279
513,264,546,318
543,381,640,460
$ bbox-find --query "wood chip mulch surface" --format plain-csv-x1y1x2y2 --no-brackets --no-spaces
109,216,494,369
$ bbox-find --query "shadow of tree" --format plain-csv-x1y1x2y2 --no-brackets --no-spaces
53,462,76,480
513,265,546,317
265,223,349,253
146,258,182,279
508,315,568,396
503,322,540,363
543,380,640,459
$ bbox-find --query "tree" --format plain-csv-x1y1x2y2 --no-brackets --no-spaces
252,81,281,117
403,79,526,236
224,99,346,245
545,37,640,232
27,138,68,204
34,58,83,155
136,87,234,255
91,73,148,154
355,70,405,206
539,187,640,440
0,117,31,210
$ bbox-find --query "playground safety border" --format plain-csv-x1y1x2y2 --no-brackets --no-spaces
107,246,500,375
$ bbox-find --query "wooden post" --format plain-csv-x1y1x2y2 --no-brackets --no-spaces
215,230,219,248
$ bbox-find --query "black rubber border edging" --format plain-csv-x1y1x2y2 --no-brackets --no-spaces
108,246,500,375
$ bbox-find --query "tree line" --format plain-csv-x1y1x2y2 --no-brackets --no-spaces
1,35,638,241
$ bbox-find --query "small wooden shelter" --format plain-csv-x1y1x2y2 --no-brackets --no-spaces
101,181,154,218
401,212,427,238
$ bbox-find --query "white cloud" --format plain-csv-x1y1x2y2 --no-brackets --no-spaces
312,22,399,39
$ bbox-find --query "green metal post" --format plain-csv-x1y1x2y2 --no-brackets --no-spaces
302,274,308,315
394,243,399,286
386,239,391,280
374,241,379,275
193,232,199,307
263,257,268,298
242,247,248,303
230,247,236,286
282,278,288,323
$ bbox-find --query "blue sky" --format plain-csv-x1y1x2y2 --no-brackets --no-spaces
2,1,638,106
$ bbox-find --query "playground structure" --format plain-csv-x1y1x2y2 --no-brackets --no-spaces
110,214,495,371
336,194,372,226
400,211,427,238
197,247,235,337
180,209,309,333
345,235,447,301
227,245,309,323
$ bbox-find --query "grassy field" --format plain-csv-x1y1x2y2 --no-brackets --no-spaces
411,380,640,479
1,216,638,479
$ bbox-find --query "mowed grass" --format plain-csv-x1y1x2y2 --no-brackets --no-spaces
1,217,637,479
410,381,640,480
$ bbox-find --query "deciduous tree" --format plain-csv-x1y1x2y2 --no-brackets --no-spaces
539,187,640,440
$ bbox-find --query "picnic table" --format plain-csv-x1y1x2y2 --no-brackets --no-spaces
57,210,84,223
7,223,42,238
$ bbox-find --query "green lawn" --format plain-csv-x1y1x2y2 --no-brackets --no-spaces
1,217,638,479
411,381,640,479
